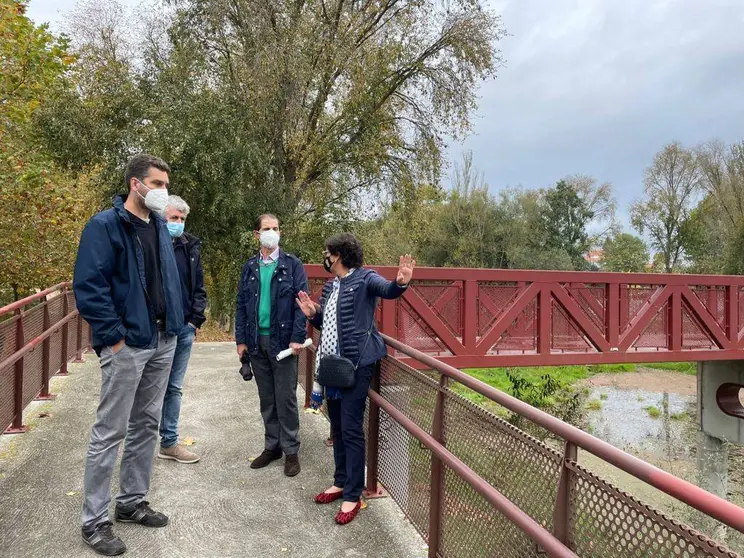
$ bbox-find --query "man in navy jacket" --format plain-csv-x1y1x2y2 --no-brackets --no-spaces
235,214,308,477
157,195,207,465
73,154,183,556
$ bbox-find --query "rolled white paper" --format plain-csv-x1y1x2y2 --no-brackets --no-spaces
276,338,313,361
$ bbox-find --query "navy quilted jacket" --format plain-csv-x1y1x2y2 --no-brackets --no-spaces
310,268,407,368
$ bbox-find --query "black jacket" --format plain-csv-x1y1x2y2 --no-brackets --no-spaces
173,232,208,328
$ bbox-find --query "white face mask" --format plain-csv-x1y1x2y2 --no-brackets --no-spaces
259,230,280,249
136,180,169,212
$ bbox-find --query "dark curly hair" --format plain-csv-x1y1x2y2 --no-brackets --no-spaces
326,232,364,269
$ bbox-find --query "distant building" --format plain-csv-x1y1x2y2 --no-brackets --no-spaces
584,249,603,264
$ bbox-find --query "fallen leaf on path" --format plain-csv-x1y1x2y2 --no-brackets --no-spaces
183,437,196,446
39,412,51,418
66,491,79,496
248,457,255,462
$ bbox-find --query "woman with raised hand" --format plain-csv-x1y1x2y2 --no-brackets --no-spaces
296,233,415,525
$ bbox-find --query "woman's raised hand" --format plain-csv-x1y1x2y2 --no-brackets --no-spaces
296,291,317,318
396,254,416,286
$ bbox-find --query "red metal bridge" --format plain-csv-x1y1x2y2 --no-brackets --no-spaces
306,266,744,368
3,267,744,558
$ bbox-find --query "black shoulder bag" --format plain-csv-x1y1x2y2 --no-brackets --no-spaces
317,328,373,389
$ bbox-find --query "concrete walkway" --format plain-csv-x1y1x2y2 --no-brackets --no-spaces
0,343,425,558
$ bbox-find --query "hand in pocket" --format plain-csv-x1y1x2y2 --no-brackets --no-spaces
112,339,126,355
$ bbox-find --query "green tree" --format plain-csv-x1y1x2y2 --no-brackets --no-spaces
37,0,506,321
0,1,96,303
679,196,727,273
600,233,650,273
681,139,744,274
540,180,594,269
417,152,509,268
631,142,701,273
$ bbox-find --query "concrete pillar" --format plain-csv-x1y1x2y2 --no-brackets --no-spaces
697,360,744,442
695,360,744,543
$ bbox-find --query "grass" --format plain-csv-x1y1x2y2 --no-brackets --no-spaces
640,361,696,375
599,393,609,400
586,400,603,411
459,361,695,401
670,411,688,421
645,406,661,419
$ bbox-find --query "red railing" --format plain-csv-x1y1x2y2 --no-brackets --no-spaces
0,284,90,434
306,266,744,368
298,332,744,557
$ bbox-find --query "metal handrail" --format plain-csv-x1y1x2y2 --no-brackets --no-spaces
0,282,72,317
382,333,744,534
368,389,579,558
0,310,78,372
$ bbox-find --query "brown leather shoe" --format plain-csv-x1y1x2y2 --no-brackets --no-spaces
250,449,282,469
284,454,301,477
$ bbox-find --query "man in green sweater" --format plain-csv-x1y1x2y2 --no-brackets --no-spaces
235,214,309,476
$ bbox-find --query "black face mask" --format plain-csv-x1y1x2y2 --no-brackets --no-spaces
323,256,334,273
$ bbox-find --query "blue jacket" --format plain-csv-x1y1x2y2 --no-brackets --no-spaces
235,250,308,358
310,268,407,368
73,195,184,354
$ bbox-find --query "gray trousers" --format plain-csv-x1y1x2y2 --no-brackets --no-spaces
250,335,300,455
81,333,176,529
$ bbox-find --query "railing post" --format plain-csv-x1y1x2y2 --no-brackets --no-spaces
605,283,619,349
36,300,54,400
463,280,478,352
726,285,739,345
364,363,385,498
428,374,448,558
74,290,85,362
553,441,577,547
381,298,396,357
6,308,28,434
59,291,70,376
538,286,551,355
87,323,93,354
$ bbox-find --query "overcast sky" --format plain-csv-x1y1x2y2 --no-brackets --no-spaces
27,0,744,228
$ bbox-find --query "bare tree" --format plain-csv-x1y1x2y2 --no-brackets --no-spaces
631,142,702,273
696,139,744,229
563,174,618,244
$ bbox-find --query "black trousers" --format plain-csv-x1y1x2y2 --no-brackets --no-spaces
327,363,376,502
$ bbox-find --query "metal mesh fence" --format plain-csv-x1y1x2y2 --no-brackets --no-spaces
0,314,17,432
295,333,743,557
568,461,738,558
1,286,85,432
21,304,44,411
441,464,544,558
365,354,741,557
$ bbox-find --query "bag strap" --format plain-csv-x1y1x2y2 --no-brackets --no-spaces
354,323,375,371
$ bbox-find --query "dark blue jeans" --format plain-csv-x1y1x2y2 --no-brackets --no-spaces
159,325,196,448
327,363,376,502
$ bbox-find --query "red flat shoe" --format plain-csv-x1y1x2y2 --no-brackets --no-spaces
335,501,362,525
314,490,343,504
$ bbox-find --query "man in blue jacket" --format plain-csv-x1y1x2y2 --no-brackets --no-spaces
73,154,183,556
235,214,308,477
157,195,207,465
